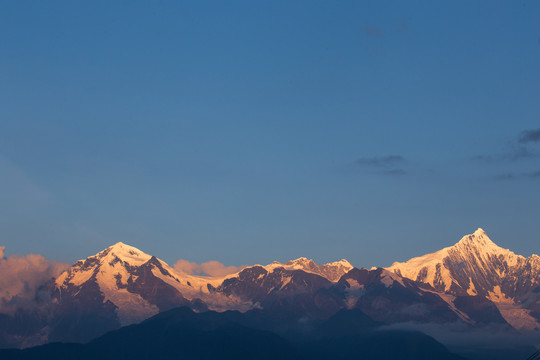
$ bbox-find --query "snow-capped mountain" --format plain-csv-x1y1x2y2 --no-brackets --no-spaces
50,242,224,342
387,228,540,330
54,242,212,327
50,243,354,342
209,257,353,317
214,265,332,303
265,257,354,282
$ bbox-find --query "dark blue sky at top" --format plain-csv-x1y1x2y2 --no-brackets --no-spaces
1,1,539,268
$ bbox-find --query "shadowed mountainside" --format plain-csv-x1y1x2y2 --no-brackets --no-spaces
0,307,466,360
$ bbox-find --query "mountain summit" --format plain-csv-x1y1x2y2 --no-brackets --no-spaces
388,228,540,330
53,242,204,338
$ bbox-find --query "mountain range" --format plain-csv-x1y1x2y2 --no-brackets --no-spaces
0,228,538,359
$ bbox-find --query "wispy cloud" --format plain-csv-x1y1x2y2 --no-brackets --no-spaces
475,127,539,163
518,128,540,144
474,128,540,181
474,146,534,162
174,259,246,278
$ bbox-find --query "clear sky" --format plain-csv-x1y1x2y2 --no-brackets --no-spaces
1,1,539,269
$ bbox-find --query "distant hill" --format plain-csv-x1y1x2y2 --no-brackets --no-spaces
0,307,465,360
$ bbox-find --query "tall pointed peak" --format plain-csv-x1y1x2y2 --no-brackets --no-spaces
451,228,523,264
455,228,494,247
474,228,486,235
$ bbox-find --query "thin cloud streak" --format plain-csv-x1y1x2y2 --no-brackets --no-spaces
474,146,535,163
355,155,405,167
494,170,540,181
475,128,540,163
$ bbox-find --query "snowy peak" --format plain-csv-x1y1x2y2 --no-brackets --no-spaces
387,228,540,330
55,242,155,287
328,259,353,267
286,257,317,267
56,242,190,292
54,242,212,326
54,242,255,326
387,228,523,292
389,229,495,285
474,227,487,236
284,257,319,273
319,259,354,282
454,228,512,256
451,229,523,269
260,257,354,282
457,228,490,246
102,242,153,265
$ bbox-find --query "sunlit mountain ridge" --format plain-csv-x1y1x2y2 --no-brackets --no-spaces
0,229,538,359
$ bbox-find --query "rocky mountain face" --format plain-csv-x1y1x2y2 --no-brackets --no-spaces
388,228,540,330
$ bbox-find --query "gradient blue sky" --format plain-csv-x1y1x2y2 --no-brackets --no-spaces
1,1,539,268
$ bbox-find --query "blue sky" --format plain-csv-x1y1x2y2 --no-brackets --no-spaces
1,1,539,268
